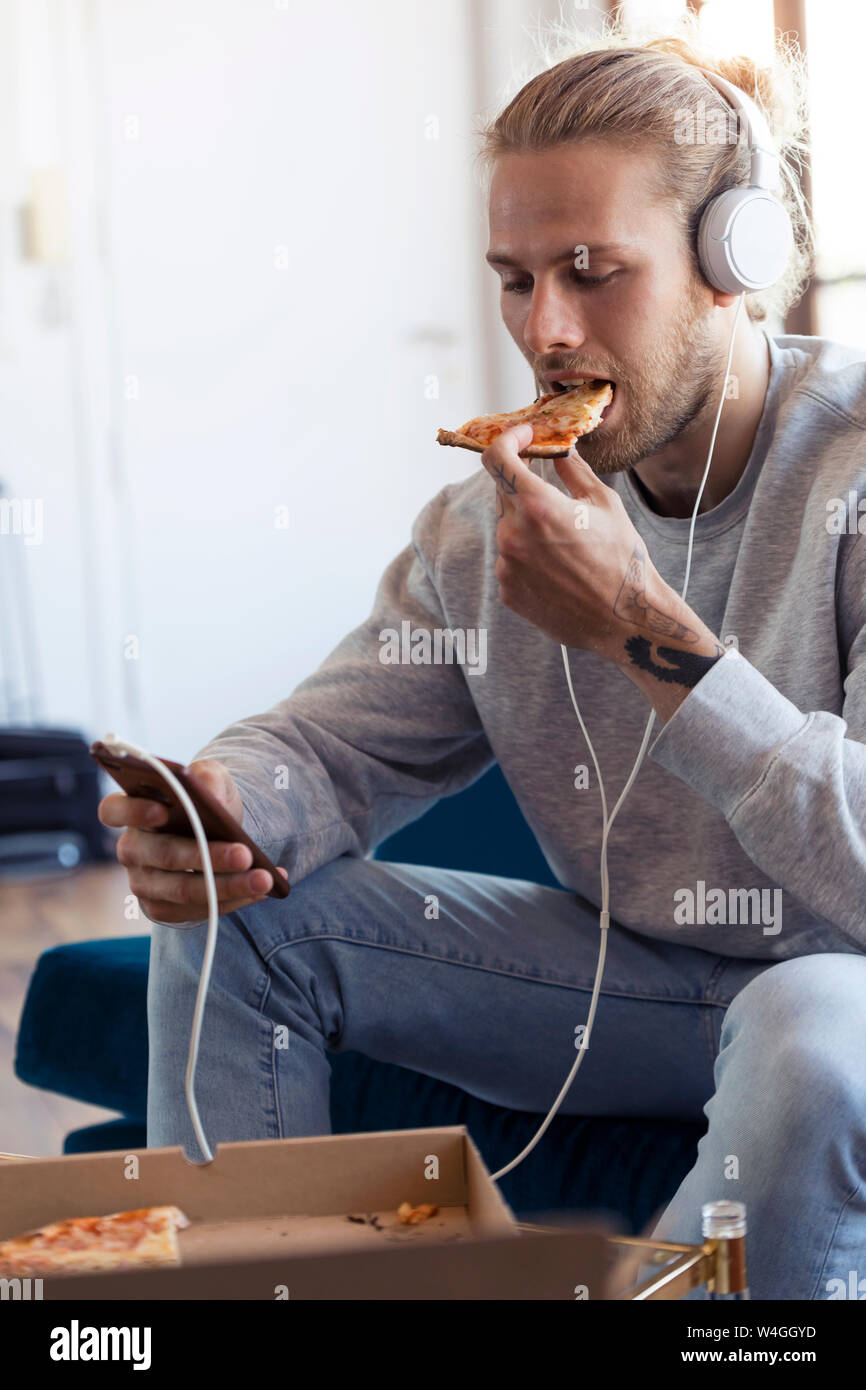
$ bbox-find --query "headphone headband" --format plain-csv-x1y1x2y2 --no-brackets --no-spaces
699,69,780,192
694,66,793,294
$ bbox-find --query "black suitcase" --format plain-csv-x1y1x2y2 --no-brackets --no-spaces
0,726,112,875
0,477,113,876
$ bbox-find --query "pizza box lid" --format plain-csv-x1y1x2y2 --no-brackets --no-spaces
0,1126,511,1234
0,1126,622,1298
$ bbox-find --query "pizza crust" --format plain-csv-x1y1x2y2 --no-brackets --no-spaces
397,1202,439,1224
436,427,571,459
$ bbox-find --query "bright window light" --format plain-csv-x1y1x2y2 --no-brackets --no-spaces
618,0,690,28
696,0,777,65
804,1,865,279
618,0,775,55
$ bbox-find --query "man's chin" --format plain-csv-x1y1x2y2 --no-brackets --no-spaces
578,397,654,475
581,405,699,477
579,433,650,477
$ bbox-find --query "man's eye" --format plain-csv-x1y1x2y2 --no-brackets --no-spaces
572,270,618,289
502,270,618,295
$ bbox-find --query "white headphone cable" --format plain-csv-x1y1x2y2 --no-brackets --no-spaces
490,291,745,1182
103,733,219,1164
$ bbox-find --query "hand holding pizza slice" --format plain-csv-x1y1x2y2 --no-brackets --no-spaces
437,377,613,458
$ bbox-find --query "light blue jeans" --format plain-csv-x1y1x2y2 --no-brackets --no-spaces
146,856,866,1300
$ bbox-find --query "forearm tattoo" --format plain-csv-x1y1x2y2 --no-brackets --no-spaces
615,544,724,688
624,634,725,687
613,543,698,642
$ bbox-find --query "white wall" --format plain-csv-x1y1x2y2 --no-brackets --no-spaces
0,0,603,757
98,0,490,756
0,0,101,732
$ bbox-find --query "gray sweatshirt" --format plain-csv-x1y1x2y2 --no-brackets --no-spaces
191,330,866,961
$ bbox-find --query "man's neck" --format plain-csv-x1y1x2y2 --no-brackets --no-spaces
628,323,771,519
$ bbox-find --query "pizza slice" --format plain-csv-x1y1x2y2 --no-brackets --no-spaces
0,1205,190,1278
437,377,614,458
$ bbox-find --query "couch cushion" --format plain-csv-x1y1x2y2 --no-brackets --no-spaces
64,1117,148,1155
16,937,149,1116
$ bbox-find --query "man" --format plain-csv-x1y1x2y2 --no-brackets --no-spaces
101,34,866,1300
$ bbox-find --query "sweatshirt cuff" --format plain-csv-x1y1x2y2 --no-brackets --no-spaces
647,645,812,818
187,744,276,850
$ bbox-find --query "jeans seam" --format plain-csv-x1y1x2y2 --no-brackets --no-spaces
809,1177,864,1300
259,931,729,1007
255,965,284,1141
701,956,739,1070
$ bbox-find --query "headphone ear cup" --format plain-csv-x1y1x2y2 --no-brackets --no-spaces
698,188,794,294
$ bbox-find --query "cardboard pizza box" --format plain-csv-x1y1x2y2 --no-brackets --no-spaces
0,1126,621,1299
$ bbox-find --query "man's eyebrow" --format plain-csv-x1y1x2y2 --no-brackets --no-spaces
485,242,632,267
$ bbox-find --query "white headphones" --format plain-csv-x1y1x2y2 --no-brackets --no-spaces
696,69,793,294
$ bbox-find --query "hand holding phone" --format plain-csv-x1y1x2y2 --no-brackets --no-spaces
92,743,290,925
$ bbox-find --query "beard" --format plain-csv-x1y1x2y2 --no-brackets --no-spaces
565,281,726,477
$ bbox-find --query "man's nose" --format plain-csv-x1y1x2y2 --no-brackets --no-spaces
522,279,587,357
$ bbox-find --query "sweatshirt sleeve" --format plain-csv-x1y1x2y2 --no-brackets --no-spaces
645,538,866,953
185,484,494,887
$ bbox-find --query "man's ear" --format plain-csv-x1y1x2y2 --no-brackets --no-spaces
712,290,739,309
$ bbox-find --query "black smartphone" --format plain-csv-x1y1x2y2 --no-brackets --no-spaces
90,741,290,899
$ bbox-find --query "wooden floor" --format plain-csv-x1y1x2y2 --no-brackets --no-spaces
0,861,145,1157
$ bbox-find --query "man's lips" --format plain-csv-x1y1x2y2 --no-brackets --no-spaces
542,371,609,388
540,371,617,424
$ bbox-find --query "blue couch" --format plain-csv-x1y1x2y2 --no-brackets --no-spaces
14,765,705,1230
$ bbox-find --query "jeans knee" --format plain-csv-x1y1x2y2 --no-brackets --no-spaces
277,853,368,913
271,854,418,941
720,954,866,1114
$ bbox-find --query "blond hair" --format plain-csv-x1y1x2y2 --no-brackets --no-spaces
476,15,813,324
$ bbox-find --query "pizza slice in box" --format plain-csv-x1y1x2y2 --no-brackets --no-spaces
0,1205,189,1278
437,377,613,458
